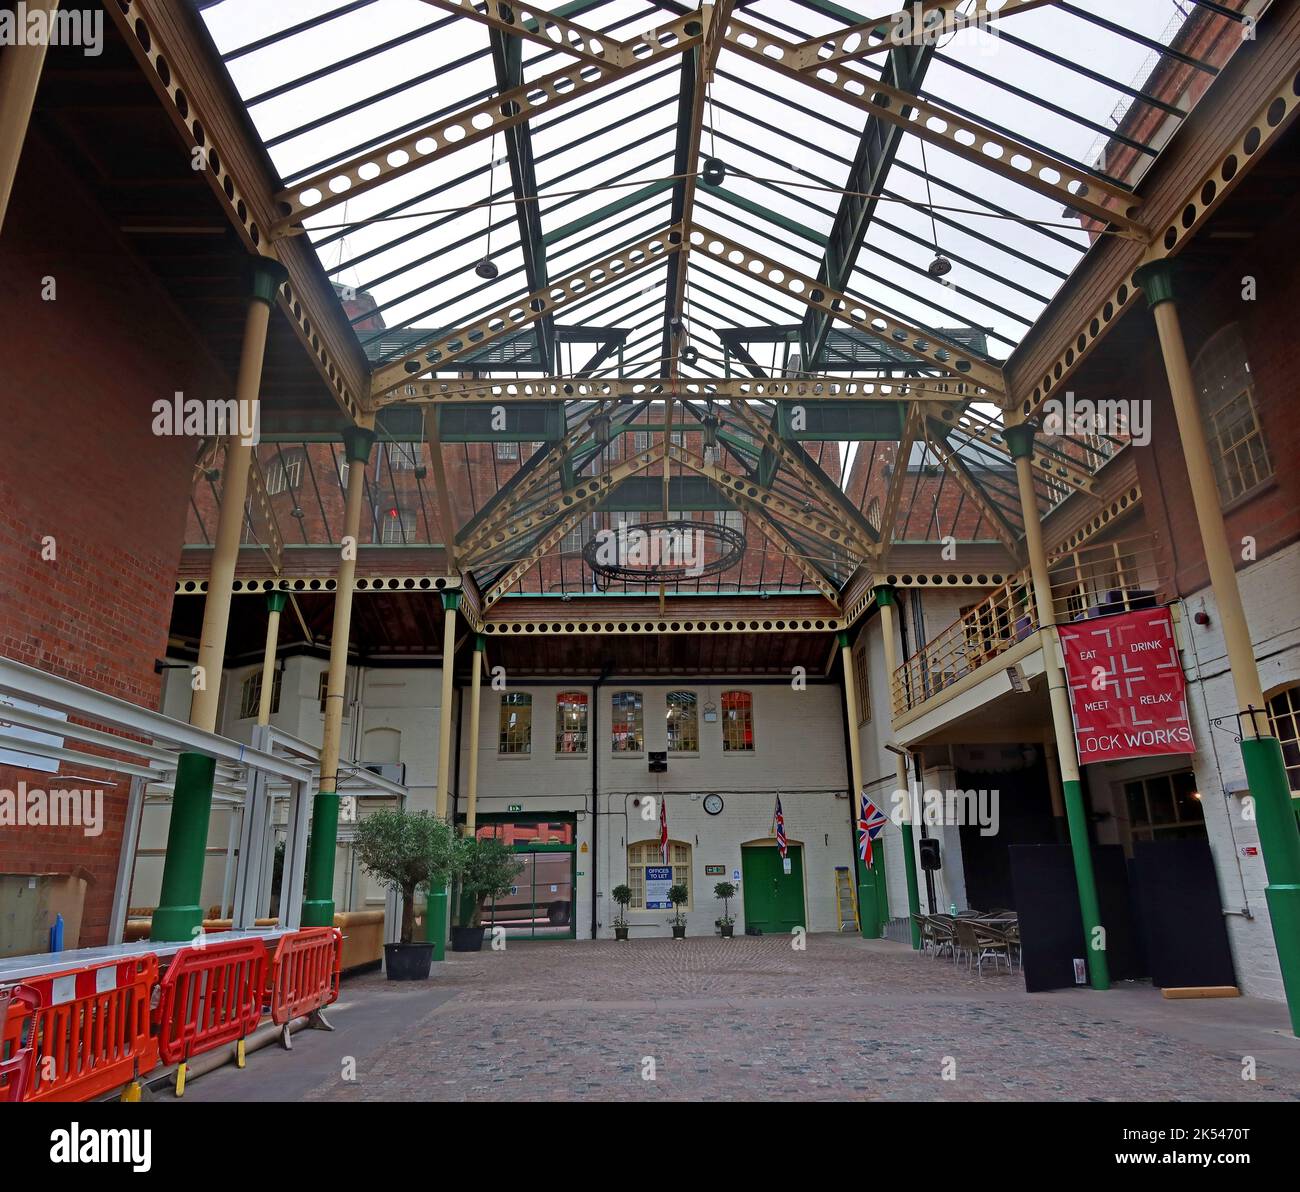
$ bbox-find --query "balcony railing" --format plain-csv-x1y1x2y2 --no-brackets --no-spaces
891,535,1170,717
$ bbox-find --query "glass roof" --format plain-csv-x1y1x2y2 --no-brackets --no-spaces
193,0,1251,599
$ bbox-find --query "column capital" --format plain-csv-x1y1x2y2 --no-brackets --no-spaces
1002,422,1037,460
265,590,288,615
836,629,852,649
341,425,377,464
1133,259,1182,309
441,591,461,613
873,584,897,608
473,633,486,652
248,256,289,307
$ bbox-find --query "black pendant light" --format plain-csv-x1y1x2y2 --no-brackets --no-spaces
474,135,499,280
920,139,953,281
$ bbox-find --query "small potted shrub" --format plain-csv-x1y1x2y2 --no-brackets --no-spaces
452,835,523,952
714,880,737,938
353,809,459,980
667,883,689,939
611,884,632,940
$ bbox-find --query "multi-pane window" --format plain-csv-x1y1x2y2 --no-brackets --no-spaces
721,690,754,752
1192,324,1272,504
555,691,589,755
716,509,743,534
1123,771,1205,844
1268,686,1300,796
265,455,302,496
380,505,415,544
498,693,532,755
666,691,699,752
387,443,419,472
495,441,520,460
626,839,691,910
560,515,591,555
611,691,644,752
631,430,651,453
853,639,870,725
239,669,281,719
317,670,352,715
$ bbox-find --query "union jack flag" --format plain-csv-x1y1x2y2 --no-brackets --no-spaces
858,794,887,867
659,797,669,863
774,795,787,859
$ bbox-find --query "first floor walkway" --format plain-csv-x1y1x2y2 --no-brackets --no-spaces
171,934,1300,1102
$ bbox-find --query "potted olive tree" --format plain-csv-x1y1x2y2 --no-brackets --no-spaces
353,809,459,981
611,884,632,940
714,880,737,938
668,883,689,939
452,835,523,952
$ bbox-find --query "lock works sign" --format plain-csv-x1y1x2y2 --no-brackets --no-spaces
1058,607,1195,765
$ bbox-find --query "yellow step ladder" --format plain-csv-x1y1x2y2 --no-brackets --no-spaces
834,866,858,932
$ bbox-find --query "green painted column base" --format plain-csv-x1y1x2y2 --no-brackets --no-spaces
150,752,216,943
858,882,881,939
1061,777,1110,991
1241,736,1300,1036
426,887,449,961
300,900,335,928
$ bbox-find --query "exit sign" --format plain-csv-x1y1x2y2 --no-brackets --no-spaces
507,803,522,813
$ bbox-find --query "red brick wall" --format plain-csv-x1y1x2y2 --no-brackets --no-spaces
0,134,210,946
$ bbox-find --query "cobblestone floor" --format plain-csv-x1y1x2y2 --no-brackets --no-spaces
196,934,1300,1101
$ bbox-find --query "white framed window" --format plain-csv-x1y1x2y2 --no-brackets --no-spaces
666,691,698,753
626,838,691,910
495,441,519,460
1192,323,1272,504
380,505,416,544
853,639,871,726
716,508,743,533
555,691,588,755
1268,686,1300,797
239,669,281,719
265,456,302,496
499,693,532,755
387,443,419,472
560,515,590,555
611,691,643,752
631,430,651,453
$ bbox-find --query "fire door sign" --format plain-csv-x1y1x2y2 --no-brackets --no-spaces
1058,606,1195,766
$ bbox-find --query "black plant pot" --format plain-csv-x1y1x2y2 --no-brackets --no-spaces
451,925,486,952
671,924,687,939
720,923,734,938
384,941,434,981
614,925,630,941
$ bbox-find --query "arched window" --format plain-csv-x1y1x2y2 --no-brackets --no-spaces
1191,324,1272,504
666,691,699,752
1267,686,1300,797
611,691,643,752
555,692,588,754
626,837,692,910
498,693,532,755
721,690,754,752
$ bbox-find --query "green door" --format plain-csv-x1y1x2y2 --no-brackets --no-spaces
741,845,806,933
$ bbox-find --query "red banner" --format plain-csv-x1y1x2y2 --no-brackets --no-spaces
1057,607,1195,766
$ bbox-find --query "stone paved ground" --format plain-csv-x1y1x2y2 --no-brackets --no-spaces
181,934,1300,1102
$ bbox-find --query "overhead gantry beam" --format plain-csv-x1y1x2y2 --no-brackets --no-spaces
690,225,1007,391
273,11,704,234
923,425,1023,555
378,374,988,406
370,227,684,397
721,14,1146,236
877,401,922,551
419,0,633,68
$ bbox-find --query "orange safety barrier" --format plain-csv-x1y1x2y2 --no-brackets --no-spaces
267,928,341,1027
1,957,159,1102
1,984,42,1102
154,938,266,1069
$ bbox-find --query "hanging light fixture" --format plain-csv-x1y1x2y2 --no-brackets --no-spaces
702,410,719,449
474,134,500,280
592,410,612,447
919,139,953,281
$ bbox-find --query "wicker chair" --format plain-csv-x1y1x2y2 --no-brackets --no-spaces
971,922,1014,975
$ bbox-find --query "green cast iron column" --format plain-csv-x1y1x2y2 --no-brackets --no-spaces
1136,260,1300,1033
150,753,217,941
426,591,460,960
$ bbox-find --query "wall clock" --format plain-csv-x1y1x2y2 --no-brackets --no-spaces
703,794,724,816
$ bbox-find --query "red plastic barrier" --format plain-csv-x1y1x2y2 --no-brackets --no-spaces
1,957,159,1102
154,938,266,1065
267,929,341,1025
1,984,42,1102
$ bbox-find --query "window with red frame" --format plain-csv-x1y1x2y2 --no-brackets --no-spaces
721,691,754,752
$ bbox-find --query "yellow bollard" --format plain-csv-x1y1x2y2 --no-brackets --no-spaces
120,1080,142,1103
237,1038,246,1069
175,1062,187,1098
